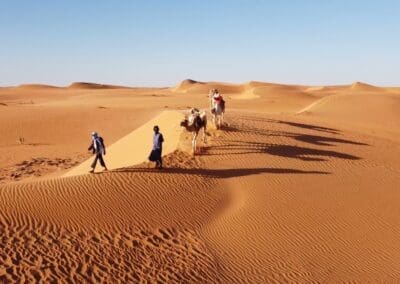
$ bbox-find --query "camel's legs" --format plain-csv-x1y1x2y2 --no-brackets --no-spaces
215,114,221,129
214,114,218,129
202,126,207,144
192,131,198,154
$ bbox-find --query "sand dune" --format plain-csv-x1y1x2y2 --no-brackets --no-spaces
173,79,244,94
68,82,129,89
350,81,383,92
173,79,318,112
298,91,400,141
1,80,400,282
0,150,223,282
16,84,61,89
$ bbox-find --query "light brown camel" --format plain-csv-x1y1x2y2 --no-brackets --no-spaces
180,108,207,154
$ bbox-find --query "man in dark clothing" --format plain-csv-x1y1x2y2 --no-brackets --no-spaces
151,125,164,169
88,132,108,173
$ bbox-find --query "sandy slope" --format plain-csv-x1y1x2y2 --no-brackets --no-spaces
1,80,400,282
201,112,400,282
64,111,184,176
298,87,400,142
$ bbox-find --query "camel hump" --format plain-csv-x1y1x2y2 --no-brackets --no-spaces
199,111,207,120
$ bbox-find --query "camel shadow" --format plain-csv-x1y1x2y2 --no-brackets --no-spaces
239,116,341,134
222,124,295,138
267,119,340,134
204,140,362,162
265,144,360,161
220,119,368,148
293,134,368,146
114,167,330,177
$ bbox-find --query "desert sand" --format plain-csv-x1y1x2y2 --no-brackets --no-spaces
1,80,400,282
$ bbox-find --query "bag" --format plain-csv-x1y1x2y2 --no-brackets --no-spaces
148,150,160,162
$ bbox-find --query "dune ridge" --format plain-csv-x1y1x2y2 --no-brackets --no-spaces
68,82,130,89
350,81,383,92
16,84,61,89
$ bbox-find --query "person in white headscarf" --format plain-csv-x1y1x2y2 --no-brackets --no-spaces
88,131,108,173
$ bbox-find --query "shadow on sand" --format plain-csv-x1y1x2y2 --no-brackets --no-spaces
216,116,368,161
271,119,340,134
203,140,362,161
112,115,368,177
113,166,330,178
221,124,368,147
293,134,368,146
240,116,340,134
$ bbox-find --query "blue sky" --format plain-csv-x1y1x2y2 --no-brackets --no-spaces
0,0,399,86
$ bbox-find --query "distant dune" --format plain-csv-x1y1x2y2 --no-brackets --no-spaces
173,79,244,94
350,81,384,92
11,82,131,90
68,82,130,89
16,84,61,89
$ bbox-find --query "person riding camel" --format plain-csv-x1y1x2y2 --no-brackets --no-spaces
211,89,225,113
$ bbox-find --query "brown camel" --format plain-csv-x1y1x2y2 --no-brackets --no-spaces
180,108,207,154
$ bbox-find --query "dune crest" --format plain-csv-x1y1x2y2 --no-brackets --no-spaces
172,79,201,91
16,84,60,89
173,79,243,94
68,82,128,89
350,81,383,92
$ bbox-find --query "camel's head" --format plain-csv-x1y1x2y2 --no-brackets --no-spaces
190,108,200,114
180,119,189,127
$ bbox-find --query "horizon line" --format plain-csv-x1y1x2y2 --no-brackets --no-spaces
1,79,399,89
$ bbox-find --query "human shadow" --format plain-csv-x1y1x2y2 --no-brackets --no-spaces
113,167,330,178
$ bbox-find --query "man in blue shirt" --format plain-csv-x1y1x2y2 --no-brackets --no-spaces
151,125,164,169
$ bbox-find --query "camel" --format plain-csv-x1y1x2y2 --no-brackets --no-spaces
210,90,225,129
180,108,207,154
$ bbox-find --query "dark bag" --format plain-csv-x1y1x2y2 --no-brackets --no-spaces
149,149,160,162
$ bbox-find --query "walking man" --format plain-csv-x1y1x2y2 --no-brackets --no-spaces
150,125,164,169
88,132,108,173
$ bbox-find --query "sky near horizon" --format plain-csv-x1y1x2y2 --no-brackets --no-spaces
1,0,399,87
